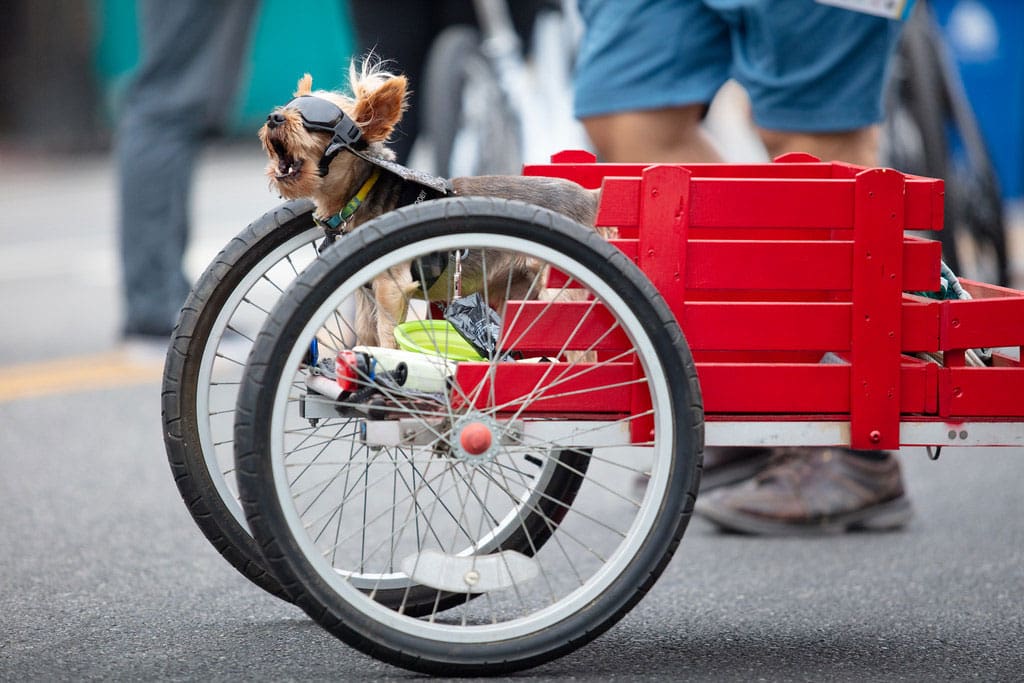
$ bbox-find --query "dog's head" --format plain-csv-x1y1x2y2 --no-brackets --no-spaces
259,60,408,202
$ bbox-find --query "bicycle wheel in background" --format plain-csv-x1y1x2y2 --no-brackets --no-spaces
234,198,704,675
422,26,521,177
162,198,322,601
881,2,1009,285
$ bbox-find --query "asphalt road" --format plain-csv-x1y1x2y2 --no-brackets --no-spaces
1,147,1023,681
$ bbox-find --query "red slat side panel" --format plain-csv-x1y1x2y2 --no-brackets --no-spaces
625,238,939,292
698,363,850,413
597,178,855,230
454,362,635,413
524,159,836,189
905,178,946,231
901,297,941,353
680,302,850,351
501,302,630,354
502,298,939,355
697,361,934,414
941,296,1024,350
453,359,936,416
939,368,1024,417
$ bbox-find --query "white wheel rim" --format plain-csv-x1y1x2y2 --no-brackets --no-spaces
197,226,321,530
267,231,677,643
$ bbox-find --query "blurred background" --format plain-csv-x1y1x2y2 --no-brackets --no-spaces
0,0,356,152
0,0,1021,368
0,1,1019,191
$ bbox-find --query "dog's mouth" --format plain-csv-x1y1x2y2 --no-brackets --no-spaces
271,138,304,181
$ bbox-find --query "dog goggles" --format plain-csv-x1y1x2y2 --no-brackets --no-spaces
283,95,368,175
284,96,366,147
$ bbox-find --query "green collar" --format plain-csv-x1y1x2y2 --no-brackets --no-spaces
315,167,381,232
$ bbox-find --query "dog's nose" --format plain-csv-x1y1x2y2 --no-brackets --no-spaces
266,112,286,128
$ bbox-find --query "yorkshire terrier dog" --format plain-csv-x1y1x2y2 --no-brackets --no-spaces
259,59,599,348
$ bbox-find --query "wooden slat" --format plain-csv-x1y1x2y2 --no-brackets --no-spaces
941,294,1024,350
699,363,850,413
900,355,939,414
600,237,939,292
686,241,851,290
594,175,944,232
524,160,837,190
681,302,850,352
454,362,635,413
503,298,940,354
940,367,1024,417
595,178,641,226
597,177,856,230
503,301,853,354
501,301,630,354
698,361,935,415
901,297,941,352
689,179,854,229
904,236,943,292
905,178,945,231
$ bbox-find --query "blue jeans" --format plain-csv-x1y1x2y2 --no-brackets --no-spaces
116,0,257,336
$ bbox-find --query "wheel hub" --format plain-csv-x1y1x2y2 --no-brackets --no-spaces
451,414,500,464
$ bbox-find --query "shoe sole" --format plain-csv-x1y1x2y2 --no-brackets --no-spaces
694,495,914,537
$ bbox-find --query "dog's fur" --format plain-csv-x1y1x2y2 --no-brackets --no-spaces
260,60,599,347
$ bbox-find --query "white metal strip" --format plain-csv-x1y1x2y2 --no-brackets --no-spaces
706,420,1024,448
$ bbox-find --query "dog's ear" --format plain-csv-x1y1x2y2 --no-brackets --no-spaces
293,73,313,97
352,75,408,143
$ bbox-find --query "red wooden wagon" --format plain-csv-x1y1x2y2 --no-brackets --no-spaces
518,150,1024,454
208,152,1024,675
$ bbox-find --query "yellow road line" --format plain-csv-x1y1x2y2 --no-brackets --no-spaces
0,351,163,403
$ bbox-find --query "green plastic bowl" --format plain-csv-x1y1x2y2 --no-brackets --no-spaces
394,320,484,361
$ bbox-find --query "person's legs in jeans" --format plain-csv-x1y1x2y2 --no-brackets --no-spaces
117,0,257,339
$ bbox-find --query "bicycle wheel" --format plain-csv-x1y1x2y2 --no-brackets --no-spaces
423,26,521,177
162,198,323,600
882,3,1010,285
234,197,703,674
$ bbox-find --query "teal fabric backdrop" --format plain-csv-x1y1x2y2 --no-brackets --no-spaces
93,0,356,134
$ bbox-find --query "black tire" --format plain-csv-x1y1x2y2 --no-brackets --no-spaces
162,198,321,600
423,26,521,177
234,198,703,675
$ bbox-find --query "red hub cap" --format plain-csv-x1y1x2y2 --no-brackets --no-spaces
459,422,492,456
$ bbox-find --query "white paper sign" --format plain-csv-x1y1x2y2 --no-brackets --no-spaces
816,0,916,20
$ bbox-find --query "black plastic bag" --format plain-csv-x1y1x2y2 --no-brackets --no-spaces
445,292,502,358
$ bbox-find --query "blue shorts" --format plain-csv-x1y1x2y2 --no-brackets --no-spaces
573,0,903,132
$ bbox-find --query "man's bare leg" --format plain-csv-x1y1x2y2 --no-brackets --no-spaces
582,104,723,163
758,125,881,166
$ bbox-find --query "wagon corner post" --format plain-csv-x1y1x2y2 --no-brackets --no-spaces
850,167,906,450
630,164,692,444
